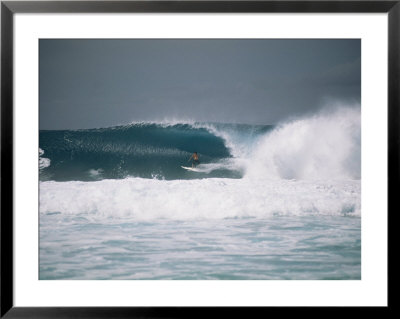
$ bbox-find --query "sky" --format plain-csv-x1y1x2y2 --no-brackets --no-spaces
39,39,360,130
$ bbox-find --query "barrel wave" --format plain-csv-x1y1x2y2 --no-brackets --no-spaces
39,123,258,181
39,106,360,182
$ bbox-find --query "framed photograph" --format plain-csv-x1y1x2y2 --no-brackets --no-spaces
1,0,395,317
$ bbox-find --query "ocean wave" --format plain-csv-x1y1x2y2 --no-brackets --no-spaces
39,104,360,182
39,122,235,181
39,177,361,221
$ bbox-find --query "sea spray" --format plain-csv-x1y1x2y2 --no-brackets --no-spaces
243,106,361,180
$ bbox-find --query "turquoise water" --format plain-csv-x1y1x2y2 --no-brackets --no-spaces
40,215,360,280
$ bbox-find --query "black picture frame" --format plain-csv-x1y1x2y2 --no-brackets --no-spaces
1,0,396,317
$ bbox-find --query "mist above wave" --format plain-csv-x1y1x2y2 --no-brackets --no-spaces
235,105,361,180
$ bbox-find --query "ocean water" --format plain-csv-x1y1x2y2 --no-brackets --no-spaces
39,106,361,280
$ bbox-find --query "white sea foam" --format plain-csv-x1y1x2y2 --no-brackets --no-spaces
39,148,51,170
88,168,104,178
40,177,360,221
194,160,241,174
202,105,361,181
245,106,361,180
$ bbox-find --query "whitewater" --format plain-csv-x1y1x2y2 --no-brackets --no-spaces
39,106,361,280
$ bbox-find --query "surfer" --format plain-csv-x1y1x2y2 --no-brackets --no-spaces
188,152,200,167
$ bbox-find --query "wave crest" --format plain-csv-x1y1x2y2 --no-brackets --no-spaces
242,106,361,180
39,104,361,181
40,178,361,221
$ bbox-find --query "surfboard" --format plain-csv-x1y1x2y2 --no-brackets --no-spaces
181,166,200,172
